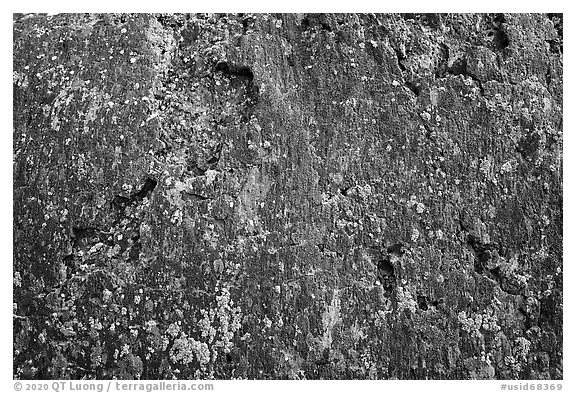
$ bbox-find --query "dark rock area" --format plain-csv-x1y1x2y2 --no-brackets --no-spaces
13,13,562,379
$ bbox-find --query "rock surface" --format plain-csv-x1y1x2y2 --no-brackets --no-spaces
13,13,563,379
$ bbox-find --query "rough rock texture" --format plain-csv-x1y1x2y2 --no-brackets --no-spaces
13,13,562,380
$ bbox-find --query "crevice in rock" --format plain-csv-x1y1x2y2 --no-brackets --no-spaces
545,65,552,88
445,57,485,96
206,142,223,167
393,47,422,97
187,161,208,176
182,192,212,202
213,60,259,123
546,39,562,55
487,14,510,52
404,81,421,97
112,177,158,211
417,294,438,311
214,61,254,81
387,242,406,256
416,294,428,310
393,48,407,73
546,13,563,54
376,254,396,295
133,178,158,202
338,186,351,197
239,14,255,35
